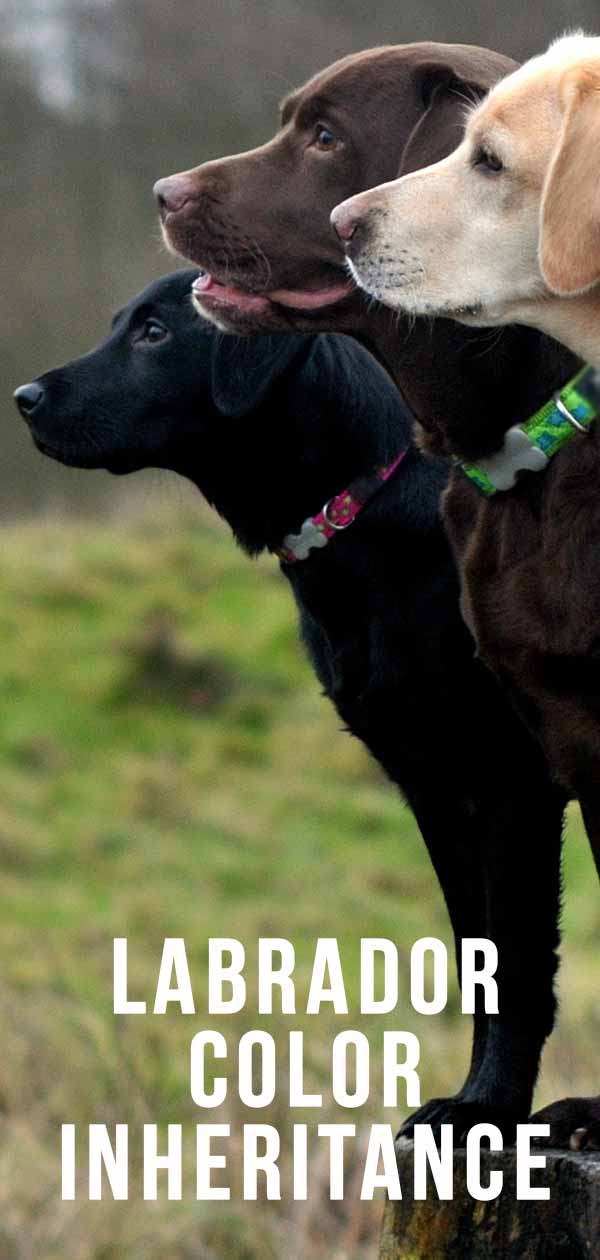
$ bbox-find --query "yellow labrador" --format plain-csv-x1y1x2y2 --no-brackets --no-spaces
331,31,600,371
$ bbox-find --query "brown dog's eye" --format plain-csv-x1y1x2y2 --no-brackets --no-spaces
314,125,337,151
472,146,504,175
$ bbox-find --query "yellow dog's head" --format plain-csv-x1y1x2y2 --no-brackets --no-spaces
332,33,600,337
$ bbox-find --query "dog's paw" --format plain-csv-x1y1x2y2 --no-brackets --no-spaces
398,1097,519,1146
530,1096,600,1150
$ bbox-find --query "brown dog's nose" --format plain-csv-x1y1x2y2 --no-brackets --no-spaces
330,202,362,243
153,174,197,216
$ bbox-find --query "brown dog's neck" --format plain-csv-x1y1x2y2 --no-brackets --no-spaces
356,309,581,463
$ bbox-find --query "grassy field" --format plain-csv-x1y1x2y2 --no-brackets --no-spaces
0,503,598,1260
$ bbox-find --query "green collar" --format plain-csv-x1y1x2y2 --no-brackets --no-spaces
460,364,600,496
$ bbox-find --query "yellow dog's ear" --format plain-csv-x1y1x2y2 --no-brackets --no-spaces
540,69,600,296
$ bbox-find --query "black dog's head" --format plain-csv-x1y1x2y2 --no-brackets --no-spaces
15,271,207,475
13,270,315,476
13,270,416,554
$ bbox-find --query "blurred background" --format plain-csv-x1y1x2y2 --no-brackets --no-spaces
2,3,600,1258
4,0,600,514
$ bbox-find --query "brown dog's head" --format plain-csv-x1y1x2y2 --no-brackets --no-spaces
154,42,517,333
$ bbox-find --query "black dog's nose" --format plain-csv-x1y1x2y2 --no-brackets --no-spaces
14,381,45,418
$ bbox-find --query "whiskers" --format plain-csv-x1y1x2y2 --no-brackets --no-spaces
187,229,272,292
154,222,179,260
243,236,272,290
469,325,508,358
346,253,422,336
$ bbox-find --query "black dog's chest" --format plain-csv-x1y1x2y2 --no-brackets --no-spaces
287,520,492,797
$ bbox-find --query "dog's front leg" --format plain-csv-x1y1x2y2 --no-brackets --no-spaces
400,759,565,1144
396,787,493,1139
457,765,565,1144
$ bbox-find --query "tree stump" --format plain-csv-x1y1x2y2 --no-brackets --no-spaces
379,1139,600,1259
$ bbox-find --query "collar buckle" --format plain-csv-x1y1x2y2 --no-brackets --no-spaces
553,391,591,435
322,498,353,531
278,447,408,564
461,364,600,497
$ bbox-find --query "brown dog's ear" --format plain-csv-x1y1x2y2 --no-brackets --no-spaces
399,50,516,176
539,70,600,296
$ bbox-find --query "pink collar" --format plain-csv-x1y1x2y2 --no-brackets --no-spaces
277,449,408,564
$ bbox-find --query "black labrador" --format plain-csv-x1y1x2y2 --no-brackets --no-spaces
14,270,566,1140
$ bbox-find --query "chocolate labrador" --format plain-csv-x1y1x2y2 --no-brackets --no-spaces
151,44,578,1141
15,271,565,1143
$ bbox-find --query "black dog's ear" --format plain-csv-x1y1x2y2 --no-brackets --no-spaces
399,50,517,176
211,333,311,418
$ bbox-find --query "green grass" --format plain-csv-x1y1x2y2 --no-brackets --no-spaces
0,506,598,1259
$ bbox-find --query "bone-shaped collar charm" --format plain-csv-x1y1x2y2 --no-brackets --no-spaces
282,518,329,561
476,425,549,492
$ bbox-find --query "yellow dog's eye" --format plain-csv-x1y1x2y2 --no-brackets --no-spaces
472,146,504,175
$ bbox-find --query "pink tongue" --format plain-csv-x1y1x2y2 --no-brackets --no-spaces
267,282,353,309
193,271,213,291
192,272,352,310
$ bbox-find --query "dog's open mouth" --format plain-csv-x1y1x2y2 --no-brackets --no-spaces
192,270,353,314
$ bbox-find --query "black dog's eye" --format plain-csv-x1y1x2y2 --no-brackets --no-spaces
139,319,169,345
313,124,337,151
472,146,504,175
